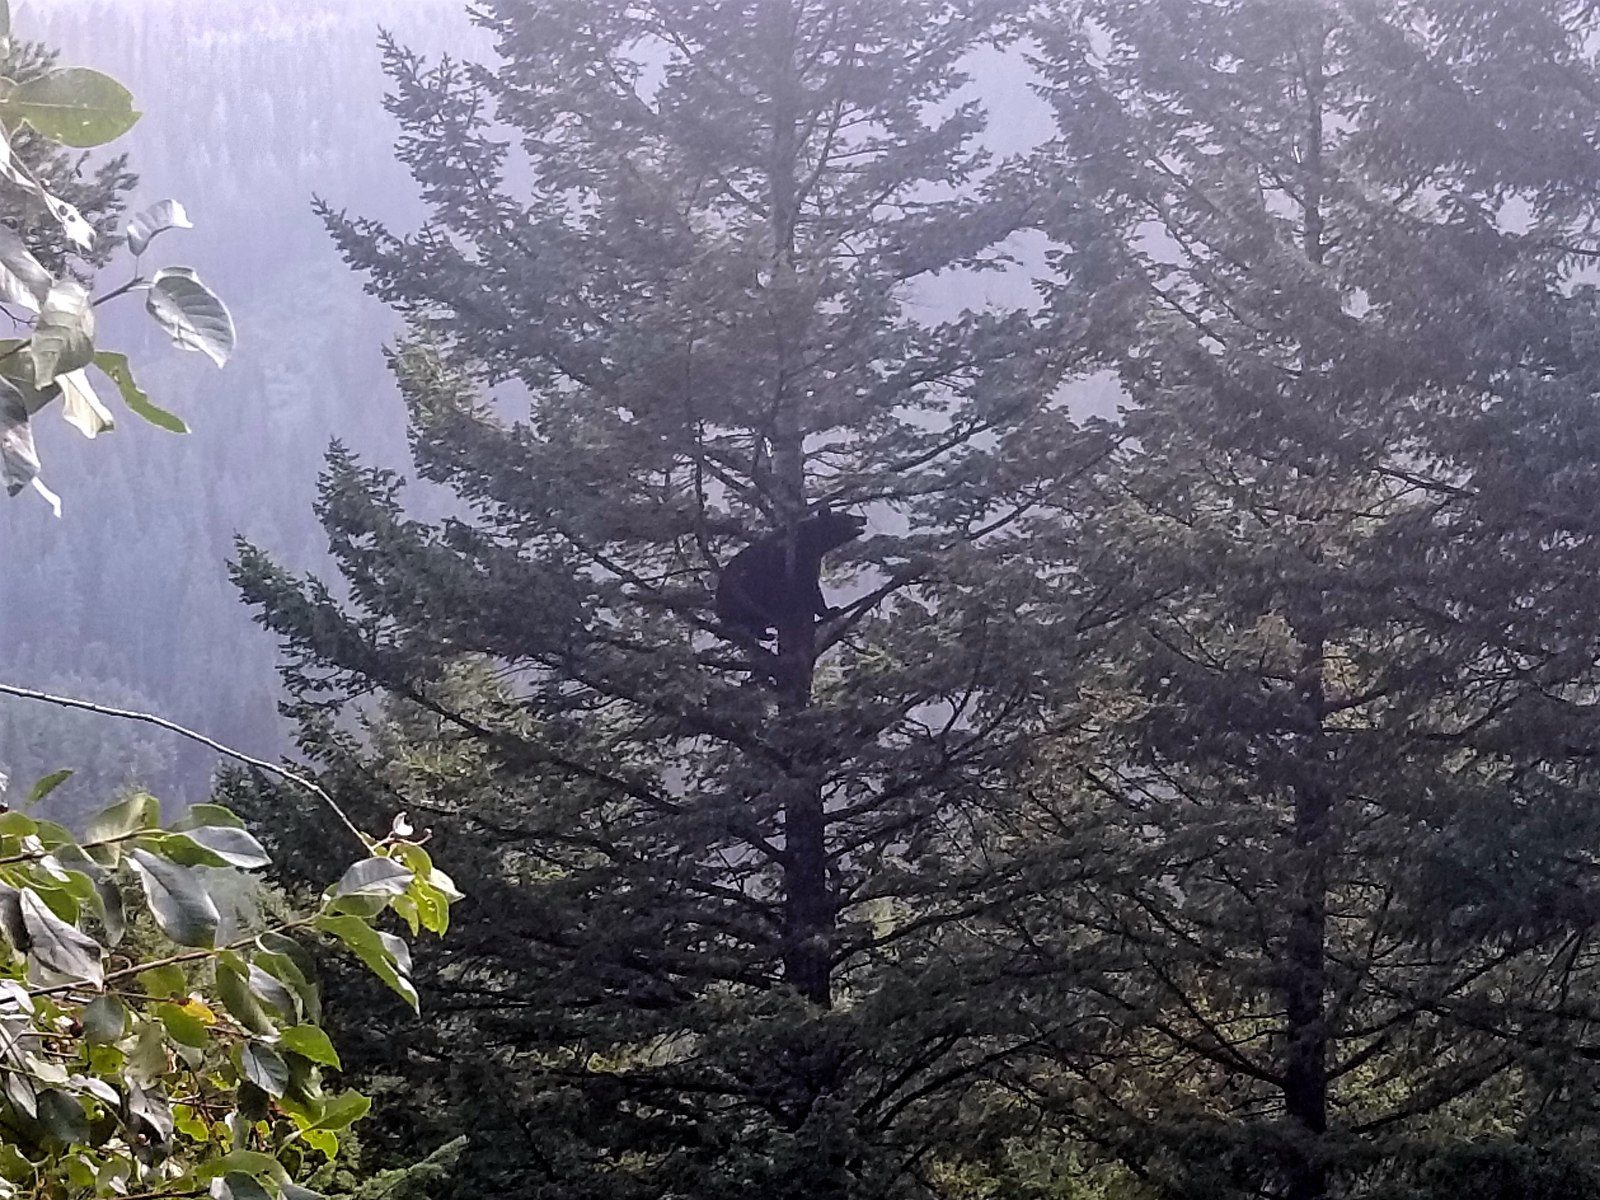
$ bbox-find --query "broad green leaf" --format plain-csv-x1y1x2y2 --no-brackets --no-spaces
314,914,418,1010
391,892,421,936
30,279,94,386
0,68,139,147
57,369,112,438
305,1089,370,1133
92,351,186,433
173,1103,207,1141
153,1002,210,1048
18,887,101,984
194,1150,285,1183
24,769,71,806
125,198,191,256
128,849,220,947
0,225,50,314
173,803,244,830
238,1043,289,1097
279,1025,340,1070
0,811,36,836
0,1,11,58
85,793,159,856
137,963,186,998
216,955,273,1035
82,995,126,1044
181,826,269,870
0,1143,30,1183
332,856,412,900
0,374,55,514
146,267,234,366
220,1173,275,1200
254,948,319,1024
93,873,124,946
247,963,296,1017
36,1088,88,1144
0,885,25,950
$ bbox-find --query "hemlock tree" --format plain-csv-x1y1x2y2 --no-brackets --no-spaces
233,0,1101,1195
1002,0,1600,1196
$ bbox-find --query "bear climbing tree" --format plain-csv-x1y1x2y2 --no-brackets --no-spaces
714,505,867,638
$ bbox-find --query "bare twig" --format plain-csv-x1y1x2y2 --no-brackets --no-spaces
0,680,369,849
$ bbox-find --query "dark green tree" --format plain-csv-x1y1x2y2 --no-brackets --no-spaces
1001,1,1600,1197
234,0,1100,1196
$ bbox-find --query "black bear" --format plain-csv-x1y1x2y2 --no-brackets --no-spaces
715,506,867,638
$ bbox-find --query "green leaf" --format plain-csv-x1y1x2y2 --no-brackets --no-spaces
0,811,36,836
153,1001,210,1048
333,856,412,900
146,267,234,367
216,954,273,1035
247,963,296,1017
181,826,270,870
238,1043,289,1097
306,1089,370,1133
36,1088,88,1144
0,67,140,148
84,792,159,847
24,769,71,806
254,947,319,1024
18,887,101,984
0,225,50,314
127,849,220,947
173,803,245,830
93,874,124,947
279,1025,340,1070
0,374,54,513
137,962,186,998
194,1150,285,1184
30,279,94,386
220,1173,275,1200
91,351,186,433
314,914,418,1011
56,369,112,438
0,885,26,950
125,199,192,257
82,995,126,1044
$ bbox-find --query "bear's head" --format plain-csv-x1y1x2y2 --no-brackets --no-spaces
799,505,867,554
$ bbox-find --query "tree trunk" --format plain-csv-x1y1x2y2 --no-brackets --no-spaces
1283,31,1331,1199
763,0,832,1008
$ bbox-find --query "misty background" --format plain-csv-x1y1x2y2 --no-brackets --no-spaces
0,0,1071,824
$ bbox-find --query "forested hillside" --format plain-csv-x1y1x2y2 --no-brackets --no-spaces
0,0,474,820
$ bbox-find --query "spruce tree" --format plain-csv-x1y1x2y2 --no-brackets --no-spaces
233,1,1097,1194
1005,1,1600,1196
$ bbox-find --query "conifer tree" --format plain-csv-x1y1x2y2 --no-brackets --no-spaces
233,1,1098,1194
1004,1,1600,1196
